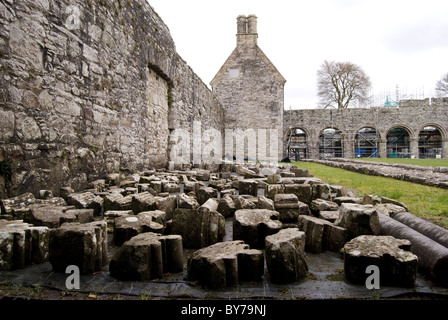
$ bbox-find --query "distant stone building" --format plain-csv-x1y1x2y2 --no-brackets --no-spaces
210,15,286,161
284,98,448,160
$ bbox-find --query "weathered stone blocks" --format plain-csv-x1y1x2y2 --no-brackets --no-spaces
103,193,133,211
310,198,339,215
66,192,103,216
24,205,94,228
109,233,183,281
265,228,309,284
171,199,225,248
0,220,49,271
283,184,312,205
187,240,264,290
274,193,309,223
335,203,380,240
238,179,258,196
131,192,158,213
196,186,218,205
342,235,418,287
113,211,166,246
217,194,236,218
49,221,108,274
298,215,347,253
233,209,282,249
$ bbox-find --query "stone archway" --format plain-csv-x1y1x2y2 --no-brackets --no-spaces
319,127,343,159
354,127,379,158
287,128,308,160
418,126,442,159
386,127,411,158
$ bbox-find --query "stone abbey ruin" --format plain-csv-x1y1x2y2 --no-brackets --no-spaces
1,0,448,300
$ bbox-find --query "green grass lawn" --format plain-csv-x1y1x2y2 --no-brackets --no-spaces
352,158,448,168
292,161,448,229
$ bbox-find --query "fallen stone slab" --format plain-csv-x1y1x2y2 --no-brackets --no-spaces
274,193,306,223
233,209,282,249
103,192,133,212
310,182,332,201
131,192,159,213
217,194,236,218
196,186,218,205
66,192,103,216
335,203,380,240
24,205,72,228
310,198,339,215
236,166,263,179
265,184,284,200
113,211,166,246
238,179,258,196
381,197,409,211
257,195,274,210
155,195,177,220
234,195,256,210
49,221,107,274
0,220,49,271
392,211,448,249
62,209,94,224
267,174,281,184
298,215,347,253
1,193,36,215
187,240,264,290
109,233,183,281
283,184,312,205
374,203,406,217
342,235,418,287
318,211,340,223
265,228,309,284
333,196,363,205
178,193,200,210
379,213,448,286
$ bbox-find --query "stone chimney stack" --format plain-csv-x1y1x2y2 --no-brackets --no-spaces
236,15,258,47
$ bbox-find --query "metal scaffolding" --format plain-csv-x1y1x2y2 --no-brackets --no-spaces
355,127,379,158
319,128,343,159
386,127,410,158
419,126,442,159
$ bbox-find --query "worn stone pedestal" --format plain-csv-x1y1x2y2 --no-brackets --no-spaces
113,210,166,245
233,209,282,249
342,235,418,287
0,220,49,271
49,221,108,274
298,215,347,253
265,228,309,284
109,233,183,281
187,240,264,290
171,199,225,248
336,203,380,240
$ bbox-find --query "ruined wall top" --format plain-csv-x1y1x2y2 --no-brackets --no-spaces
236,15,258,47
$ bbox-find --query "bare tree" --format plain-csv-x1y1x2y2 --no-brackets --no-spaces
317,60,371,109
435,73,448,97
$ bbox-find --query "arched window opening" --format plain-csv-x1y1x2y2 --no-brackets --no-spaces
386,127,410,158
319,128,343,159
286,128,308,160
355,127,379,158
419,126,442,159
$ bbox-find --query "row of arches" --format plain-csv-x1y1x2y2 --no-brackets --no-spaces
287,125,444,160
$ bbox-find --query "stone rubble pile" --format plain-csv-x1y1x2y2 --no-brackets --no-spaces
1,162,448,290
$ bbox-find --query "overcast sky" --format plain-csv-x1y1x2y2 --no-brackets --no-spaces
148,0,448,109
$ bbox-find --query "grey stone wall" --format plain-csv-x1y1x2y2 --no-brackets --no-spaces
0,0,223,197
284,98,448,159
